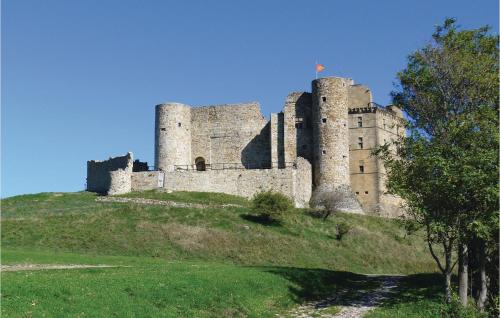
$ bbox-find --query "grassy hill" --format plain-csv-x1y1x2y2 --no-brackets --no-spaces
1,191,445,317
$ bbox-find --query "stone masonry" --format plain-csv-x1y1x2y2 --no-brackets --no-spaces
87,77,405,216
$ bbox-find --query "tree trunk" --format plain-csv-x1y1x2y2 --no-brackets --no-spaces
444,244,453,303
445,271,452,303
477,241,488,311
458,242,468,306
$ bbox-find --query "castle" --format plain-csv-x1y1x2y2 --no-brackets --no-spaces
87,77,405,217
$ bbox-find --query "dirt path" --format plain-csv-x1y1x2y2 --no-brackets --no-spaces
279,275,403,318
95,196,242,208
1,264,126,272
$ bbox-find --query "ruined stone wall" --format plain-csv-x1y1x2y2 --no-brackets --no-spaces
131,171,163,191
283,92,313,164
155,103,192,171
87,153,133,195
348,84,372,107
293,157,313,207
190,103,271,168
163,158,312,208
270,113,279,167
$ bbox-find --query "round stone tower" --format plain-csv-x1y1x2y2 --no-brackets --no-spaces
154,103,192,171
311,77,362,213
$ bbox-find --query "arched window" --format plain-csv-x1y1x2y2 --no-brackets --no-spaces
195,157,206,171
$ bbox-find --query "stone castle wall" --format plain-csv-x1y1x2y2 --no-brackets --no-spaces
190,103,270,168
283,92,313,164
163,157,312,207
87,153,133,195
131,171,164,191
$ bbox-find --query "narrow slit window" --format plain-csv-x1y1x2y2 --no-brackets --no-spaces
322,150,326,155
178,122,182,127
383,119,386,130
160,128,166,131
357,117,363,127
322,96,327,102
358,137,364,149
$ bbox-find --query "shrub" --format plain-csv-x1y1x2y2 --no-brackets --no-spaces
439,293,485,317
251,191,293,222
310,190,343,220
336,222,352,241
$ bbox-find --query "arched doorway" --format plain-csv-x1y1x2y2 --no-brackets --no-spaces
195,157,206,171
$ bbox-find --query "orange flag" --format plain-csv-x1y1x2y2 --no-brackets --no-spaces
316,63,325,72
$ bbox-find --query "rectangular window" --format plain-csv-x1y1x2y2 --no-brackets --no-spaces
357,117,363,127
359,165,364,173
295,117,304,129
365,191,369,194
358,137,363,149
322,118,327,123
322,96,327,102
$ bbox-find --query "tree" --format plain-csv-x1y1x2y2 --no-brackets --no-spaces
377,18,498,308
310,190,344,220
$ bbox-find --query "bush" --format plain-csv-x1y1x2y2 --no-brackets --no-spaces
439,294,485,318
336,222,352,241
251,191,293,222
309,190,343,220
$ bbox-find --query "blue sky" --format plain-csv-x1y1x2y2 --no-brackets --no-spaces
2,0,498,197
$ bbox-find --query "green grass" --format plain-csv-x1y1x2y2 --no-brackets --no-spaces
2,191,436,274
2,250,381,318
120,190,251,206
1,190,443,317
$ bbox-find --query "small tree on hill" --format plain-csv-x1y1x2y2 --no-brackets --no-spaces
310,190,343,220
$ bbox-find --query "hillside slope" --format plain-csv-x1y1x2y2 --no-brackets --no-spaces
2,191,436,274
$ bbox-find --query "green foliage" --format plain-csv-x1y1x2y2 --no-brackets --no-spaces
377,18,499,304
336,221,352,241
439,294,486,318
251,191,293,222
